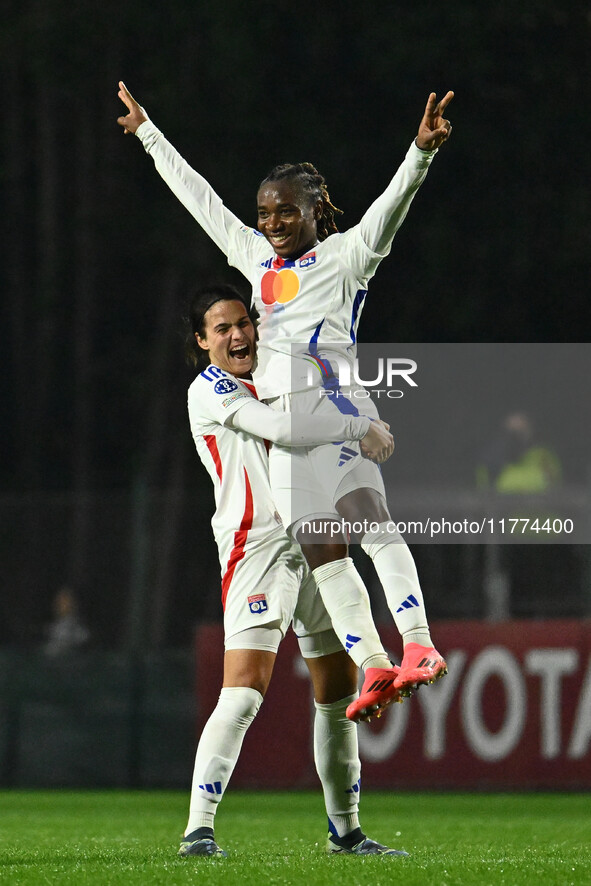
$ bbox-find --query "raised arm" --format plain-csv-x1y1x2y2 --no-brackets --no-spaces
227,399,394,463
358,91,453,257
116,81,244,256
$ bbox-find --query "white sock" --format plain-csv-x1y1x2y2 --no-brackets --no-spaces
361,525,432,649
314,694,361,838
312,558,391,670
184,686,263,836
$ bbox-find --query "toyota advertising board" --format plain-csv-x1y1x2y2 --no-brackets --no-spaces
196,620,591,789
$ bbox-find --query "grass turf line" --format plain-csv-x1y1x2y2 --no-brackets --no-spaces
0,790,589,885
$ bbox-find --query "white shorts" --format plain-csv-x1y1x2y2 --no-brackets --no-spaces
334,452,386,503
223,531,341,658
223,532,302,645
266,388,386,534
292,571,343,659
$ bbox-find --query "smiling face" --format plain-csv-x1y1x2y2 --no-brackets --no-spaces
256,180,322,260
196,299,256,378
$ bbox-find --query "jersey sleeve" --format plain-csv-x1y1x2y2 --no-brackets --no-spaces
136,120,243,256
358,140,436,259
188,369,256,435
227,399,371,446
226,224,272,281
338,140,437,278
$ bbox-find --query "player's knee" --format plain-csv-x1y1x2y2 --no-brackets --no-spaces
223,649,276,696
308,650,358,704
300,542,347,570
336,488,390,530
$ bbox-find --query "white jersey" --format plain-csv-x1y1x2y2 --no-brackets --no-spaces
188,363,370,597
188,365,285,606
138,121,436,398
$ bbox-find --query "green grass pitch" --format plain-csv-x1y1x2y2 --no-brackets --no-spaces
0,790,589,885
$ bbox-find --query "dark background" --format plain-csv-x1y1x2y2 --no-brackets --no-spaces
2,1,590,649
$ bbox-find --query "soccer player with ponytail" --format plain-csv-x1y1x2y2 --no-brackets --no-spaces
178,284,404,858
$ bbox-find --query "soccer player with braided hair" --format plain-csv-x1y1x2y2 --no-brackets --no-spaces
118,82,453,722
258,162,343,242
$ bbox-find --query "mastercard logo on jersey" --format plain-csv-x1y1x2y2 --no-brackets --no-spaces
259,252,315,306
248,594,268,614
261,268,300,306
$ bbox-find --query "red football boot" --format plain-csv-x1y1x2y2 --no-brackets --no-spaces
346,666,403,723
394,643,447,695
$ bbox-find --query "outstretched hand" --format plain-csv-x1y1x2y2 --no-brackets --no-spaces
117,81,148,135
415,91,454,151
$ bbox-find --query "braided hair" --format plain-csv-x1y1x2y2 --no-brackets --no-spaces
258,162,343,241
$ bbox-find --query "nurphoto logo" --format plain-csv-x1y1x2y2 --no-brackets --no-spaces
305,352,418,399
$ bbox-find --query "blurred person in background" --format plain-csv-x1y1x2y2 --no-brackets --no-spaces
476,411,576,618
44,585,90,656
477,411,561,493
